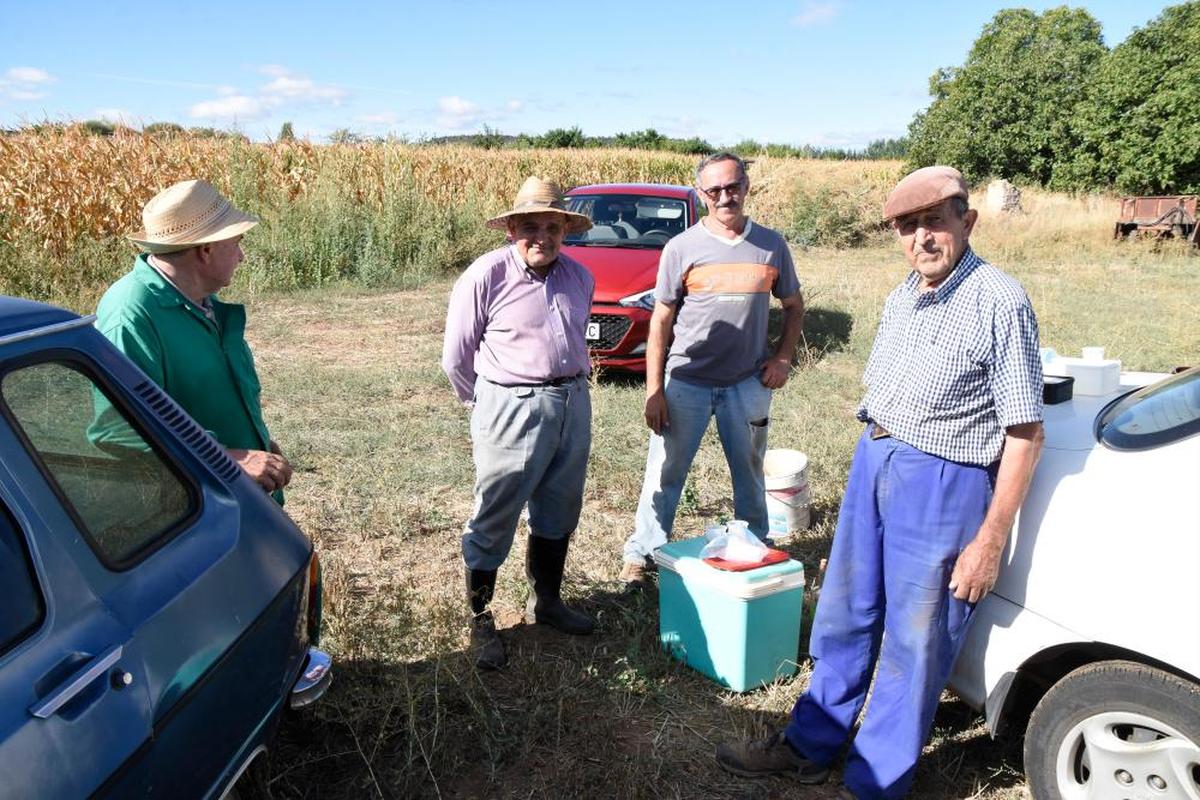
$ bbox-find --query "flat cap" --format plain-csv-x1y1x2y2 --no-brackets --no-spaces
883,165,969,221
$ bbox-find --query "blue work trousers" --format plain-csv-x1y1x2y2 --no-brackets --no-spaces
624,373,772,563
461,376,591,570
786,428,995,800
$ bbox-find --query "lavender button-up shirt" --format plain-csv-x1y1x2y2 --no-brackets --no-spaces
442,245,595,404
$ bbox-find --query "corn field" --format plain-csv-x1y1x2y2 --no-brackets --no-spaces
0,125,909,308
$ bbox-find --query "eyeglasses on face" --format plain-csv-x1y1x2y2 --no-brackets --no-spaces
699,179,747,200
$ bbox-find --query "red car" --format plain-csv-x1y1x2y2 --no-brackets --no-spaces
563,184,704,372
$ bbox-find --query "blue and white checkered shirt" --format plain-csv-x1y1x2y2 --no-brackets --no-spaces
857,247,1044,466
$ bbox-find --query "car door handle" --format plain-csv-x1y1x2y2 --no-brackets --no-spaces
29,644,124,719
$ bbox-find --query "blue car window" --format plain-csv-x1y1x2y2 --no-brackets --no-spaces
1096,367,1200,451
1,362,194,567
0,501,44,655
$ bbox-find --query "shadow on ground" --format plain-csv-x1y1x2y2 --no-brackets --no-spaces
266,575,1023,800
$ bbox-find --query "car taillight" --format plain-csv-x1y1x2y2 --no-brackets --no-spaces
306,550,323,646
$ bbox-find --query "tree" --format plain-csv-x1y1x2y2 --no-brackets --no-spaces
613,128,667,150
536,126,587,148
1054,2,1200,193
144,121,185,137
864,137,909,160
328,128,362,145
472,124,504,149
906,7,1106,184
81,119,115,136
278,121,295,142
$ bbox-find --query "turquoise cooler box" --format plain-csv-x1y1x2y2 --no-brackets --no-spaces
653,536,805,692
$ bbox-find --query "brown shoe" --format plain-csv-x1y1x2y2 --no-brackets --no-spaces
619,560,648,585
715,728,829,783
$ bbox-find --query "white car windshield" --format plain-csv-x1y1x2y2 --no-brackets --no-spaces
1097,367,1200,450
564,194,688,249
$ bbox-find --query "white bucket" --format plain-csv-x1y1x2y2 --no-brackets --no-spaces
764,449,811,539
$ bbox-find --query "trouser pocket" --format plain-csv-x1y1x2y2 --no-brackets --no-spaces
472,382,537,450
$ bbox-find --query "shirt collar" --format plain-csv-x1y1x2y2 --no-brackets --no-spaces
133,255,220,319
508,244,559,281
904,246,981,303
699,218,753,246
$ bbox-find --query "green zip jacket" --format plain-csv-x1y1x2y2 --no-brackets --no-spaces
93,255,280,500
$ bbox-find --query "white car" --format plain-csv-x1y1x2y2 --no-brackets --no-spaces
950,366,1200,800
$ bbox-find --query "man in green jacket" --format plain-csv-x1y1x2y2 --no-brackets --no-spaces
94,179,292,499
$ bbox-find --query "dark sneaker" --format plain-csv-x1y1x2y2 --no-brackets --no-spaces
470,613,507,670
715,729,829,783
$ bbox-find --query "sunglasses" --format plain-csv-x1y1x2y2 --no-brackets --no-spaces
699,180,747,201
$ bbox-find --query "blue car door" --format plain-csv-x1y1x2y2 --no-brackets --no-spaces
0,461,152,799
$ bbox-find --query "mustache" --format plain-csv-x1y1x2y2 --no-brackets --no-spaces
717,199,740,210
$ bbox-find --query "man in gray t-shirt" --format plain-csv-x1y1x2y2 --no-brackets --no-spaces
620,152,805,584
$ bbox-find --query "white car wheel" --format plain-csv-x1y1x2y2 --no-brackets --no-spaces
1025,661,1200,800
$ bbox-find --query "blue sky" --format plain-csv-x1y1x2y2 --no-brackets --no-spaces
0,1,1174,147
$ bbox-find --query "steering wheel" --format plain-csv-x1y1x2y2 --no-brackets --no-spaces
641,229,671,239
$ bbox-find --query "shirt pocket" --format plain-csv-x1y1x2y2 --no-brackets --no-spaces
910,333,989,411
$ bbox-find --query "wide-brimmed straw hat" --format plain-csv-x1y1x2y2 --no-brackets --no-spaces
128,179,259,254
486,177,592,234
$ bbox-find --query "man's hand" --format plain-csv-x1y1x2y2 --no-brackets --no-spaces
949,529,1006,603
759,357,792,389
645,390,669,435
949,421,1045,603
229,447,293,493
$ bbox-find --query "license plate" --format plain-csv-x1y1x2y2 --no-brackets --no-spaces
586,322,601,341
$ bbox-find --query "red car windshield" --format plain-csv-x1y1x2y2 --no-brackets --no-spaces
565,194,689,248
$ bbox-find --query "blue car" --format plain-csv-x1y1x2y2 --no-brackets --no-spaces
0,296,330,798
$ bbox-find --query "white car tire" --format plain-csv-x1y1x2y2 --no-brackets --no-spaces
1024,660,1200,800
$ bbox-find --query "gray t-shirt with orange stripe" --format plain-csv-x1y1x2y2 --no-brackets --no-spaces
655,220,800,387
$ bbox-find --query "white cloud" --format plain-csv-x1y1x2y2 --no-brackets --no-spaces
1,65,56,100
6,66,54,84
93,107,132,122
191,94,270,120
791,1,838,27
506,99,524,112
189,66,348,120
436,95,482,129
355,111,402,126
261,67,347,104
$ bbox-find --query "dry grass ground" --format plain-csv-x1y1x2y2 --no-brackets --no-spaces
239,208,1197,799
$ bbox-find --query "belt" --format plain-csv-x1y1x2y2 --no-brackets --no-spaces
499,373,586,388
869,422,891,440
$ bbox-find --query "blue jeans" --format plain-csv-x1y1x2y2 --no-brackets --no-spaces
785,428,995,800
623,373,772,563
462,376,591,570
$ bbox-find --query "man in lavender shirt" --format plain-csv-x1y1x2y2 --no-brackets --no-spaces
442,177,597,671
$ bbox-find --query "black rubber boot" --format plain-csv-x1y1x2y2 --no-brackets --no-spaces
525,536,595,635
466,568,506,670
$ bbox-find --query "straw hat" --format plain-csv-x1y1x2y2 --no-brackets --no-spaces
486,177,592,234
128,179,259,254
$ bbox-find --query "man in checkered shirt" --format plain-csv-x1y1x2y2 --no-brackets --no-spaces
718,166,1046,800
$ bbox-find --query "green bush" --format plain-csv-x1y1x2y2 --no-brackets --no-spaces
786,185,884,249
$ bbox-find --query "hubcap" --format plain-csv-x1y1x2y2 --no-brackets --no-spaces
1055,711,1200,799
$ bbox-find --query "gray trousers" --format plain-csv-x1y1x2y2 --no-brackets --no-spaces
462,376,591,571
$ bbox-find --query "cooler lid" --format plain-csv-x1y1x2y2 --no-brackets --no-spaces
652,536,804,599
